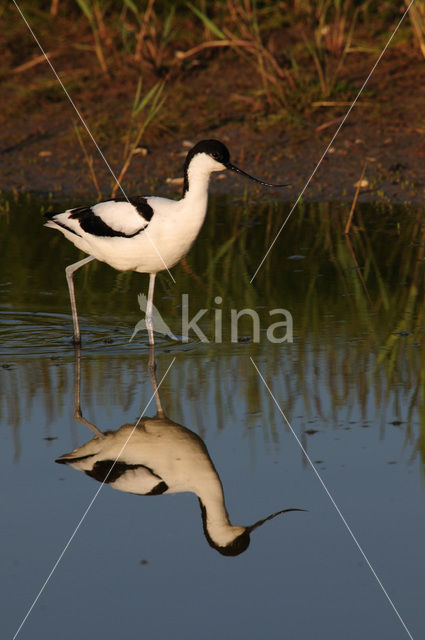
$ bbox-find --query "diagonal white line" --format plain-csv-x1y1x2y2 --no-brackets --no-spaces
250,357,415,640
250,0,417,283
12,1,124,199
12,357,176,640
12,0,176,283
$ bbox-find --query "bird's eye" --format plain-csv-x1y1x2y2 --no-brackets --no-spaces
212,152,220,159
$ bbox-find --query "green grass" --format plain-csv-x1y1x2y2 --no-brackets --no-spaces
5,0,422,122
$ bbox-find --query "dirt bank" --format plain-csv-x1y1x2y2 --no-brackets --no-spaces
1,8,425,206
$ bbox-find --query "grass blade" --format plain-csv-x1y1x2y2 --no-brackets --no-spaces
186,2,226,40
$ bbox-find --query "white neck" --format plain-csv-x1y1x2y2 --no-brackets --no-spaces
182,163,211,205
198,478,245,547
176,164,211,241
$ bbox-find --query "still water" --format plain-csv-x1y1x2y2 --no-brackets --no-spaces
1,192,424,639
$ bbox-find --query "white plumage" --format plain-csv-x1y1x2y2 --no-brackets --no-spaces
57,416,250,552
57,347,303,556
45,139,286,344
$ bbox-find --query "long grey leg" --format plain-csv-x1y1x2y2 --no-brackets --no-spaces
65,255,95,344
145,272,156,346
148,344,164,418
73,344,105,437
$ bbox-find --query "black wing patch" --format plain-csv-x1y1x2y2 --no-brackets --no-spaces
113,196,154,222
56,455,169,494
85,459,168,493
68,206,146,238
85,459,143,483
146,481,168,495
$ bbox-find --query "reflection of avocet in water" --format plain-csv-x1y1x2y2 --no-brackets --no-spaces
56,348,304,556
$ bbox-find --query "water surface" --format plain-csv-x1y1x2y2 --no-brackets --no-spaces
1,193,424,639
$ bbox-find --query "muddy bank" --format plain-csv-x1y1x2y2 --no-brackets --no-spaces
2,116,424,207
1,24,425,205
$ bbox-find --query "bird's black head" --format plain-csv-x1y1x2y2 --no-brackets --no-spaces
182,138,288,197
215,531,251,556
191,139,231,166
199,499,251,556
183,139,230,195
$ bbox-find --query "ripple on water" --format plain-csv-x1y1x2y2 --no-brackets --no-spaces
0,311,178,358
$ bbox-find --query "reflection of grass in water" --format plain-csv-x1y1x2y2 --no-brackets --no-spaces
1,193,425,470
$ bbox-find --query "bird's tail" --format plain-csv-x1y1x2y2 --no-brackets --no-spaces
55,437,103,469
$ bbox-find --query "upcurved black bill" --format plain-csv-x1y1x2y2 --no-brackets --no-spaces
227,163,288,188
246,508,306,533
